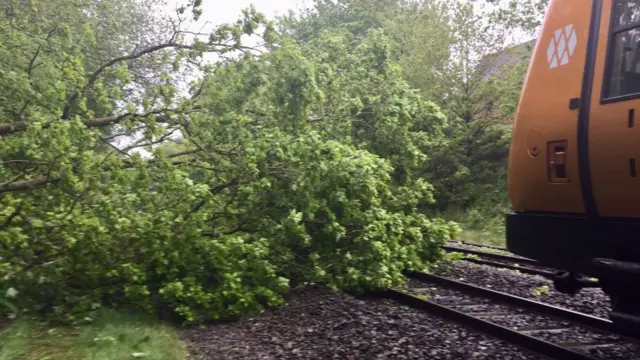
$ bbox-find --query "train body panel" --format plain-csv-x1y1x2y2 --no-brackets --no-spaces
508,0,592,214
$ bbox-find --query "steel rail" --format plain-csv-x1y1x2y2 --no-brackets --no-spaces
449,240,508,251
381,289,598,360
442,245,546,268
460,257,556,278
407,271,640,341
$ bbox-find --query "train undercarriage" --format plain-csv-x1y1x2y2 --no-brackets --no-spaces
552,262,640,336
506,211,640,336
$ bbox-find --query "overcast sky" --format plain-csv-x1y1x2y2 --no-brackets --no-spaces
203,0,309,24
171,0,310,31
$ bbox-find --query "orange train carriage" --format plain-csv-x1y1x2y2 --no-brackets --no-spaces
506,0,640,331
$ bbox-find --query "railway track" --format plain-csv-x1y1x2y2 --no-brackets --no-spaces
450,240,509,251
442,242,600,289
444,242,542,267
381,272,640,360
443,241,559,278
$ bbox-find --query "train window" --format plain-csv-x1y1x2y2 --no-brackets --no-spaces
612,0,640,28
606,1,640,99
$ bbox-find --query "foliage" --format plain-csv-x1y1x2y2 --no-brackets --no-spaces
281,0,541,227
0,0,460,324
278,0,406,43
531,285,550,297
417,1,529,214
486,0,549,37
0,309,187,360
382,1,454,101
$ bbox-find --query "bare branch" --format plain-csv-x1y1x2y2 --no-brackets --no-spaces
101,137,133,158
119,127,180,153
0,202,23,231
190,79,208,102
61,35,240,120
62,42,196,118
1,160,49,166
1,160,40,188
27,45,42,77
0,175,60,194
163,149,200,158
101,125,148,141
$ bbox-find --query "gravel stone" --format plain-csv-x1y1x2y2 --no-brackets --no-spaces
181,285,544,360
421,262,640,360
531,327,619,345
433,260,612,318
581,343,640,360
483,313,572,330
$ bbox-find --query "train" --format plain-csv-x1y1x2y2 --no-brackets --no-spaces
506,0,640,332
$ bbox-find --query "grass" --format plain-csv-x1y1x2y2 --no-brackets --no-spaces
432,204,509,247
0,309,187,360
458,229,506,247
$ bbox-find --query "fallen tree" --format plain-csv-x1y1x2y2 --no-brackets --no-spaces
0,0,459,323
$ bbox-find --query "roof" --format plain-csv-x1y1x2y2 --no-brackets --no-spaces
478,39,537,80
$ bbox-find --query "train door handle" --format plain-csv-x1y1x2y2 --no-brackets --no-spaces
569,98,580,110
548,141,568,183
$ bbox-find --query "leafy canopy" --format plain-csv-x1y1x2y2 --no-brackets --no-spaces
0,0,459,323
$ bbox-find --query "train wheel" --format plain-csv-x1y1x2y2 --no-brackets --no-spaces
593,258,640,335
552,271,599,295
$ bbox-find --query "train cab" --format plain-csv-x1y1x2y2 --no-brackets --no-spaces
506,0,640,331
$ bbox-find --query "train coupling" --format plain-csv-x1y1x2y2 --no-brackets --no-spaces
552,271,599,295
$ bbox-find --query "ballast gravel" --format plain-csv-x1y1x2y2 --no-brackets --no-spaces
432,260,613,318
407,275,640,360
181,285,544,360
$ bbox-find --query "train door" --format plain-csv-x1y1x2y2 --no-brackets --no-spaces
589,0,640,218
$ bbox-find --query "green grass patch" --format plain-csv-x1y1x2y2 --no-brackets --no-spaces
433,204,508,247
458,229,505,247
0,309,187,360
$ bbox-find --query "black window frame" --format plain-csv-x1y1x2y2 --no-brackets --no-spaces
602,0,640,104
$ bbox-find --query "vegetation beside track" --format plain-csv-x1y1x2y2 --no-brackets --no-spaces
0,309,186,360
458,230,506,247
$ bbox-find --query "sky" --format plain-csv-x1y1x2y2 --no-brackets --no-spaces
202,0,308,24
174,0,310,31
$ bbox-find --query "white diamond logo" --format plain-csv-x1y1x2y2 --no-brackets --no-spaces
547,39,555,62
557,36,566,57
555,29,563,42
546,24,577,69
568,31,577,56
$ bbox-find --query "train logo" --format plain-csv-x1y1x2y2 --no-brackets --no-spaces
546,24,578,69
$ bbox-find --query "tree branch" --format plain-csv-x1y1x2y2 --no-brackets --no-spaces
0,175,60,194
0,106,197,136
118,127,180,153
0,202,23,231
0,149,201,195
101,125,148,141
62,42,197,119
